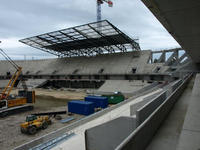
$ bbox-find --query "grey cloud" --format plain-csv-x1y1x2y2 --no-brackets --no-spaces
0,0,180,60
0,47,56,60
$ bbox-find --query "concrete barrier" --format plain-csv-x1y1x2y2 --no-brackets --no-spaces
136,91,166,126
131,82,159,95
126,82,160,98
163,79,182,98
130,91,162,116
115,74,192,150
171,79,182,91
85,116,136,150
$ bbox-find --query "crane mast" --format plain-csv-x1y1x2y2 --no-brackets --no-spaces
97,0,113,22
97,0,102,22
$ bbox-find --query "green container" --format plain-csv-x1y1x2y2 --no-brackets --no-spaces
102,94,125,104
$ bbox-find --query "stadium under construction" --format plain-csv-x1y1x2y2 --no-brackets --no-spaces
0,0,200,150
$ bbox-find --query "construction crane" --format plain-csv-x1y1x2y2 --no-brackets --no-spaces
97,0,113,22
0,49,26,100
0,45,35,110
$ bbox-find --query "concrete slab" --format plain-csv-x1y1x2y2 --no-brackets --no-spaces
176,130,200,150
51,134,85,150
182,99,200,131
85,116,136,150
98,80,149,93
176,74,200,150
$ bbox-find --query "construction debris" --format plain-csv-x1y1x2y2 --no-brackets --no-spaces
60,117,75,123
32,111,66,117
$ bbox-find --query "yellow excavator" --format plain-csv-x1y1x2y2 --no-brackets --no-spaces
0,48,35,110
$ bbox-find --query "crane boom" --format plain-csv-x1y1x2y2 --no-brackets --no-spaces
0,42,35,111
0,67,22,100
0,49,19,70
0,48,27,100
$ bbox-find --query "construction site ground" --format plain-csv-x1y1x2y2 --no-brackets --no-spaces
0,88,87,150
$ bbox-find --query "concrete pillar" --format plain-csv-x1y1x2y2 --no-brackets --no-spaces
165,51,179,66
177,53,187,64
157,52,166,63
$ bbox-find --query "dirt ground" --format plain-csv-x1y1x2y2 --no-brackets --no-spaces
0,88,87,150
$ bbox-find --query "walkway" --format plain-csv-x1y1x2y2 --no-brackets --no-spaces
146,76,195,150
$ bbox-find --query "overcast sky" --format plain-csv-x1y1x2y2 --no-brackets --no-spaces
0,0,180,60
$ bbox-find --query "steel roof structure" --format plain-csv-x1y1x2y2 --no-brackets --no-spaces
20,20,140,57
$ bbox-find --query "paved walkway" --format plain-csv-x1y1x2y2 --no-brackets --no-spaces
146,76,195,150
176,74,200,150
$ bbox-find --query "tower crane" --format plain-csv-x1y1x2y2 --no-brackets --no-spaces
97,0,113,22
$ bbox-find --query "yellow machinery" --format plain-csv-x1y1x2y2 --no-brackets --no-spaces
20,115,51,134
0,48,35,109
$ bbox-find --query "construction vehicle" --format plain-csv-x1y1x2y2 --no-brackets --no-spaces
20,115,52,134
0,47,35,110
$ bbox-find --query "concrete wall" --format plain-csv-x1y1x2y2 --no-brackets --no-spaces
164,79,183,97
130,91,162,116
115,74,192,150
171,79,183,91
85,116,136,150
136,91,167,126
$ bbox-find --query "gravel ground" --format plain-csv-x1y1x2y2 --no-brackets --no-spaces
0,89,86,150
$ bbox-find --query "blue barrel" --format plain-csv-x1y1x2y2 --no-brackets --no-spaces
85,96,108,108
68,100,95,116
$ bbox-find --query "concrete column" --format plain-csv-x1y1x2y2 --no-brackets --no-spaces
165,51,179,66
157,52,166,63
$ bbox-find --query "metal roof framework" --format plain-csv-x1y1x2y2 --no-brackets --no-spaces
20,20,140,57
